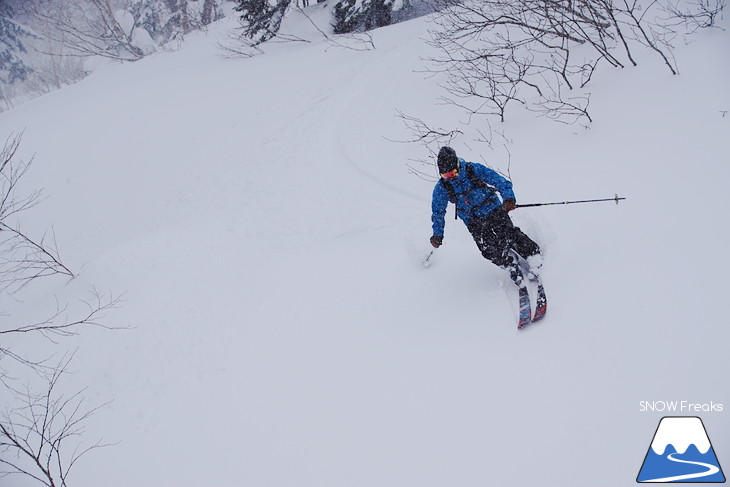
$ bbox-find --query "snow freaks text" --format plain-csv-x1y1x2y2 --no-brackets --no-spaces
639,401,724,413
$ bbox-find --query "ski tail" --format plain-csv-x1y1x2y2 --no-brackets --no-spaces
518,286,532,329
514,251,547,326
532,283,547,323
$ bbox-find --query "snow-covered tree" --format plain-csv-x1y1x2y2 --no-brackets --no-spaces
0,0,231,110
332,0,361,34
132,0,226,45
0,2,34,104
16,0,229,61
331,0,396,34
360,0,393,30
19,0,146,61
234,0,292,45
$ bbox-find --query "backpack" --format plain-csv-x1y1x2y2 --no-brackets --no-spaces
440,162,498,220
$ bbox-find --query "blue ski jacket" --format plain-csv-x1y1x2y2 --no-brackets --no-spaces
431,158,516,237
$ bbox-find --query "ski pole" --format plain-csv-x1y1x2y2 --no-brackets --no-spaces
422,250,435,268
516,193,626,208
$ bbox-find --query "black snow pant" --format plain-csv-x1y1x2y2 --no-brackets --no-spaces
466,208,540,273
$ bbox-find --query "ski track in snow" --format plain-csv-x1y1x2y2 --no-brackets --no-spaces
642,453,720,483
331,41,424,203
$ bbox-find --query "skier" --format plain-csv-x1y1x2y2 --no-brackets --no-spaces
429,146,543,289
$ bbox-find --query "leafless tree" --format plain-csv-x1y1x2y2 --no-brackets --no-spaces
0,132,126,365
0,133,74,296
19,0,145,61
387,111,464,181
201,0,218,26
392,110,517,181
0,133,122,486
295,6,377,51
391,110,463,146
427,0,725,123
0,355,108,487
665,0,726,31
221,5,377,58
1,289,124,374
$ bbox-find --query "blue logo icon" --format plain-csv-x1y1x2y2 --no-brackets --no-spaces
637,416,725,483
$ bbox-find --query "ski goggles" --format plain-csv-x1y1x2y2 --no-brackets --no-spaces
440,169,459,180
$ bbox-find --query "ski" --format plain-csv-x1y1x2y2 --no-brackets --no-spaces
517,286,532,329
532,283,547,323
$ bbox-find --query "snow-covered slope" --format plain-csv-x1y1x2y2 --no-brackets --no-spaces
1,6,729,487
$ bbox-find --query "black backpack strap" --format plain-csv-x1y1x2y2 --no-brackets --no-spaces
466,162,499,211
440,179,456,202
440,179,458,220
440,163,499,220
466,163,486,189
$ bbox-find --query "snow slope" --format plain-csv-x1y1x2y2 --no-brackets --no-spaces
1,5,729,486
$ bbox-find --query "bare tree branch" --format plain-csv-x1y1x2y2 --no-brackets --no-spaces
294,5,376,51
389,110,464,145
425,0,724,124
0,133,75,296
0,129,122,487
20,0,145,62
0,290,126,377
0,355,111,487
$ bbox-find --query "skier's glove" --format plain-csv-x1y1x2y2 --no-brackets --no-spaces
430,236,443,248
503,199,517,213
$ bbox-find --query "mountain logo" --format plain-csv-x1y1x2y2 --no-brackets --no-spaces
637,416,725,483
